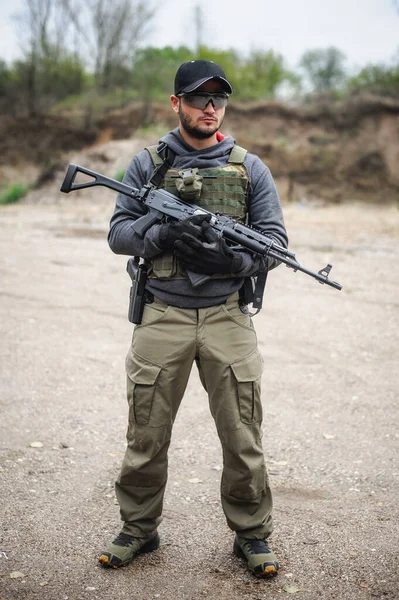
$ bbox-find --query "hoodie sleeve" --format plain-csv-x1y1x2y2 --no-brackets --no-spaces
243,153,288,271
107,150,168,258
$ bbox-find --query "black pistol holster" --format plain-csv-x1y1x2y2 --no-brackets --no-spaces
125,144,177,325
127,257,149,324
239,266,269,317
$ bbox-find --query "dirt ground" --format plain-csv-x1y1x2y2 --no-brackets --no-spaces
0,158,398,600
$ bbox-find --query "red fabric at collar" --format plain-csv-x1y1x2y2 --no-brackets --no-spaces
216,131,225,141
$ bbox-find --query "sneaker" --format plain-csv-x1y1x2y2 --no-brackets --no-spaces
233,535,279,577
98,531,160,569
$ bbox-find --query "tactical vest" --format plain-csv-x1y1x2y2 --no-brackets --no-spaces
146,144,250,279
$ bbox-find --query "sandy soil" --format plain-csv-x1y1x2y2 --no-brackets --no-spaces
0,175,398,600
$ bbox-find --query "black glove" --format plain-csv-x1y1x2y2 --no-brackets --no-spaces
174,220,244,275
158,214,211,250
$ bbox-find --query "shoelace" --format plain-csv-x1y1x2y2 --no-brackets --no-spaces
242,539,271,555
113,533,135,547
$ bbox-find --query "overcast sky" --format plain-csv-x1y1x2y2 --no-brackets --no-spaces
1,0,398,71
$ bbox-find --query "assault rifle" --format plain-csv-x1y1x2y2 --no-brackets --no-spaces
60,163,342,291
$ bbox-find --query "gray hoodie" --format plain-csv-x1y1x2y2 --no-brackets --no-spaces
108,128,288,308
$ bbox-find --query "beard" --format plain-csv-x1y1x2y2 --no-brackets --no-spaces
179,105,224,140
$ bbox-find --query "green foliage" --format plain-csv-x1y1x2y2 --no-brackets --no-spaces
52,86,138,114
299,47,347,92
347,59,399,97
0,52,89,114
1,36,398,119
38,53,89,98
113,169,126,182
134,123,171,139
196,46,240,91
0,184,29,205
0,59,11,95
131,46,196,100
0,59,24,113
233,49,298,100
129,45,298,102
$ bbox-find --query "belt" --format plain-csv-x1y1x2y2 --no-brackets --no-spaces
150,290,240,309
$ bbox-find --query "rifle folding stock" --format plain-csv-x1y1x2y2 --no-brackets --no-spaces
60,163,342,291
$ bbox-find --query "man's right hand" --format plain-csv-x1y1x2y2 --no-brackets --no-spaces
158,213,211,250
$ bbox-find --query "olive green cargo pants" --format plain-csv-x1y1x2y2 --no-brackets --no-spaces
116,292,273,539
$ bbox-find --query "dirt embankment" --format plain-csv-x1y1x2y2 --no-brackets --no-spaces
0,95,398,205
226,96,399,204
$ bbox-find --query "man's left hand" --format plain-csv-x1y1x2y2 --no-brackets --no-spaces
174,221,243,275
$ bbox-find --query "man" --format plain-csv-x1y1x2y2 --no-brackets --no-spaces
99,59,288,578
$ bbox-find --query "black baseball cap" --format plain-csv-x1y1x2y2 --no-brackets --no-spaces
174,59,233,95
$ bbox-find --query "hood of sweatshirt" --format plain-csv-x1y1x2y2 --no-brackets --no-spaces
158,128,236,170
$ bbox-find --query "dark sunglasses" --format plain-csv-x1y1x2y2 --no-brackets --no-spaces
179,92,229,110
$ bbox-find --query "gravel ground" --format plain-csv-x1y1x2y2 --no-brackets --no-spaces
0,183,398,600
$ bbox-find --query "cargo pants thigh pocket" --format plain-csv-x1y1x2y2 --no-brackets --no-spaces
230,349,264,424
126,352,162,429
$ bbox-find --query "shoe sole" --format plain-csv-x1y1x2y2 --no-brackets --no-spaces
233,538,279,578
99,532,160,569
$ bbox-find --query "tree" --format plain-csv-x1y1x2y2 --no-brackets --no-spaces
347,58,399,97
14,0,55,114
0,60,13,113
194,4,205,54
196,48,298,100
236,50,299,100
61,0,154,88
195,47,240,90
8,0,154,113
11,0,87,114
0,60,11,95
299,47,347,92
131,46,195,97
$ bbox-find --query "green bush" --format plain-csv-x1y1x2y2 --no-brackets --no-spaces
347,62,399,97
113,169,126,182
0,183,29,205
